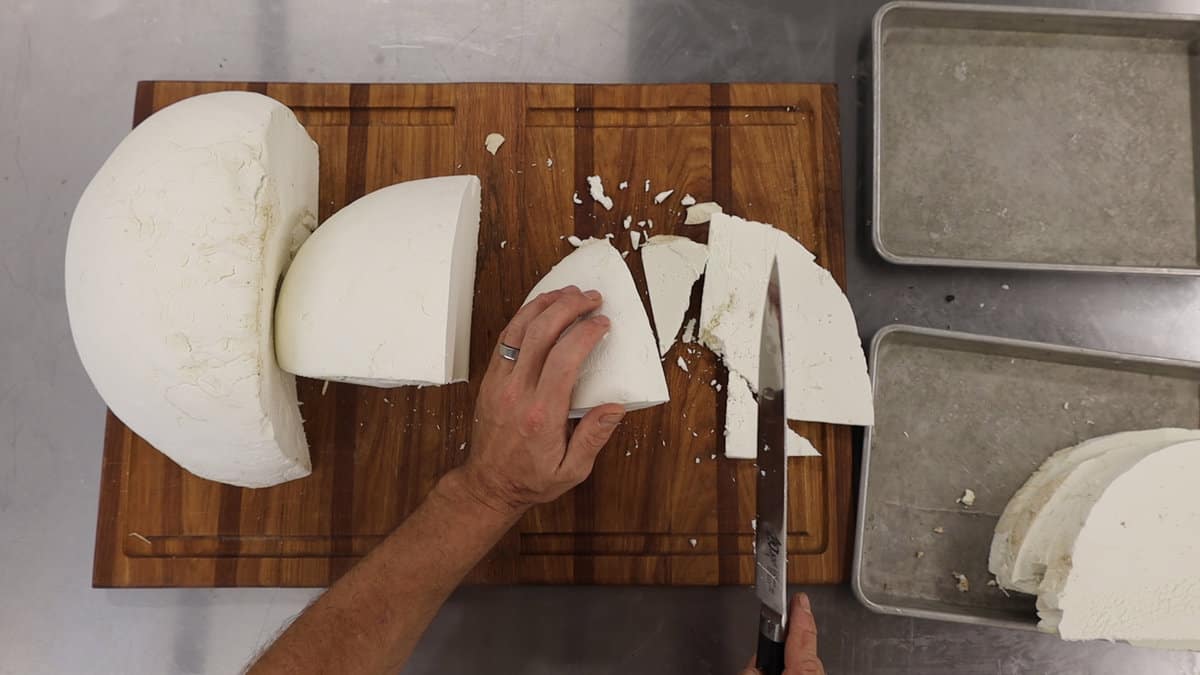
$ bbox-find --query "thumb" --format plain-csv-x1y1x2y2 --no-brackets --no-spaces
562,403,625,478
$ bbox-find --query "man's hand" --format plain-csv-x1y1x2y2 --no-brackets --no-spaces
456,285,626,517
740,593,826,675
251,285,625,675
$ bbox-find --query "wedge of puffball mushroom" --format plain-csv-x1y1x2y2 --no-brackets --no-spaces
521,237,669,417
640,235,708,356
699,212,873,427
275,175,482,388
1042,439,1200,645
64,91,318,488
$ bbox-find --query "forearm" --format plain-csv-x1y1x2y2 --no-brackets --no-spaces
250,469,520,674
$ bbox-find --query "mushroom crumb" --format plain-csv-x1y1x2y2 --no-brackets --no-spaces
484,132,505,155
688,538,698,548
952,572,970,592
933,526,945,535
915,551,925,559
956,489,976,508
587,175,614,210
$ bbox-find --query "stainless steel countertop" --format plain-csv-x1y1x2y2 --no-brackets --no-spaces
3,1,1200,673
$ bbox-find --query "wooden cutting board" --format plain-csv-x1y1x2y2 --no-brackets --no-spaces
93,81,853,587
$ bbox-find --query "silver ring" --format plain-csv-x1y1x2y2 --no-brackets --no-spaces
499,343,520,362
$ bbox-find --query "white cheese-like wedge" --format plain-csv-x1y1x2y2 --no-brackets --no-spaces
654,189,674,204
776,238,873,425
641,235,708,356
1055,440,1200,644
630,230,642,251
275,176,481,388
1032,429,1200,626
699,213,871,426
990,438,1114,589
989,428,1198,593
587,175,614,210
64,91,318,488
522,238,668,417
723,374,821,458
680,194,697,206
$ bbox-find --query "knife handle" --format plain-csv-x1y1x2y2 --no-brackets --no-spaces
756,631,786,675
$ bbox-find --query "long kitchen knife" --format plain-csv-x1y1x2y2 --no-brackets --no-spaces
755,258,788,675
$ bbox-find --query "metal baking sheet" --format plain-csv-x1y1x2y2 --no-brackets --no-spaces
852,325,1200,629
873,1,1200,275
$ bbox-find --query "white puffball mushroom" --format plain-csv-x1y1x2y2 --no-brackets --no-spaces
275,175,481,388
521,238,668,417
65,91,319,488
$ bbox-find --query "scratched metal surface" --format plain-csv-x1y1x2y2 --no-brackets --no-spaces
4,0,1200,673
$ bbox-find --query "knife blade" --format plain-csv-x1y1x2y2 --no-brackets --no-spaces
755,258,788,675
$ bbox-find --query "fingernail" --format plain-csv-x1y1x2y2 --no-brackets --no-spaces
600,412,625,427
797,593,811,611
584,290,602,301
591,315,610,328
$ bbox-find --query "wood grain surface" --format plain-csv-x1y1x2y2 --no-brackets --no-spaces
93,81,853,587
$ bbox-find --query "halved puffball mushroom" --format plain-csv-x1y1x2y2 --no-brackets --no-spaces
275,175,482,388
521,238,668,417
65,91,319,488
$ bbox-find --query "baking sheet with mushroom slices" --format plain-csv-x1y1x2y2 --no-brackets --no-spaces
853,325,1200,629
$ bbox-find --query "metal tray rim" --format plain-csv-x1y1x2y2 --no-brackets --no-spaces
871,0,1200,277
851,323,1200,630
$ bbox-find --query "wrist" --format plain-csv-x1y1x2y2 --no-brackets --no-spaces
436,467,527,526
